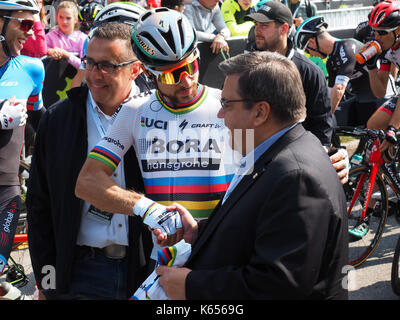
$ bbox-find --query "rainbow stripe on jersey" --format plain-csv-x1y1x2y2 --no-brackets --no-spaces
143,175,233,218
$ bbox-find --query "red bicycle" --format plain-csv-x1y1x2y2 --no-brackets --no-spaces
337,126,400,267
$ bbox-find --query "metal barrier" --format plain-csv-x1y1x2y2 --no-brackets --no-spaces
317,6,373,30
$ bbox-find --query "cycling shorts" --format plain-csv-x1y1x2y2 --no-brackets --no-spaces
377,96,399,117
0,185,21,272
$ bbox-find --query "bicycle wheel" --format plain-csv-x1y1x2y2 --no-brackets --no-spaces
392,235,400,296
5,234,32,289
344,165,389,267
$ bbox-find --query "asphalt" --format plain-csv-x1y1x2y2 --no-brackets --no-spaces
0,213,398,300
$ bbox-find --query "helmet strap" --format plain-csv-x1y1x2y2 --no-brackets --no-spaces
391,30,400,50
0,11,12,58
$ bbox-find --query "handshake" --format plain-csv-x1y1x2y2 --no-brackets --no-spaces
133,196,182,236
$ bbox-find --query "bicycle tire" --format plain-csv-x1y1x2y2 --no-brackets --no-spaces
344,165,389,267
391,235,400,296
6,236,31,288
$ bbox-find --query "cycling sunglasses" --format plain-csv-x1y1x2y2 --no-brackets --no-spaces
372,27,398,36
3,16,34,32
147,55,199,85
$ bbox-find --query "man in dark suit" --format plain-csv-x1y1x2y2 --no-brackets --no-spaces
156,51,349,300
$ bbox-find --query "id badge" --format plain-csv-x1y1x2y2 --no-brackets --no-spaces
87,205,113,225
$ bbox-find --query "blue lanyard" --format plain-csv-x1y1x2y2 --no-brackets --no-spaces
87,96,107,137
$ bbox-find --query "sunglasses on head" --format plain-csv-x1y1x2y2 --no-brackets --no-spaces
3,16,34,32
147,55,199,85
373,27,398,36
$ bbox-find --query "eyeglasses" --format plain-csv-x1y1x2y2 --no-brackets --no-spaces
82,56,138,74
220,98,261,109
372,27,398,36
147,56,199,85
3,16,34,32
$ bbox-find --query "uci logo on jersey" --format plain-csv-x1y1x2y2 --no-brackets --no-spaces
141,117,168,130
0,81,18,87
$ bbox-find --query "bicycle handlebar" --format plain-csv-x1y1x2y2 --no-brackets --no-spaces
334,126,388,139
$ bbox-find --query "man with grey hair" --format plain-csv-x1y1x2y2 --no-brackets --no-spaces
26,22,153,300
155,51,349,300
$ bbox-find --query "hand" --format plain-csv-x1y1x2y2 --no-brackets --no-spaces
293,17,304,28
210,34,229,55
153,202,198,246
47,47,68,60
0,98,27,130
156,265,191,300
363,42,380,70
329,147,349,184
134,197,183,236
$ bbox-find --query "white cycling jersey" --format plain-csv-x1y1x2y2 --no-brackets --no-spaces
89,84,240,218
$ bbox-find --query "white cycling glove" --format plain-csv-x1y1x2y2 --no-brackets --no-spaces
133,196,182,235
0,99,27,130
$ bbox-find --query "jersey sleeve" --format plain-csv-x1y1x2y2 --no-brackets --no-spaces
88,104,136,172
334,41,358,86
26,57,45,111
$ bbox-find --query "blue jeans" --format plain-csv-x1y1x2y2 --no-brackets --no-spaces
69,246,128,300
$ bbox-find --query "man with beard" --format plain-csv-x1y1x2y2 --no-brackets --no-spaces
244,1,348,183
75,8,238,266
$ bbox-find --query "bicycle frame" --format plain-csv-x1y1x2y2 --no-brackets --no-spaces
348,133,400,221
348,138,383,220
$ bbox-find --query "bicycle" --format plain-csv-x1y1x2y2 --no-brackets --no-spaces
392,234,400,296
335,126,400,267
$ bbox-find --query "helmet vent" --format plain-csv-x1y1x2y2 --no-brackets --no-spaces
177,18,184,49
140,31,168,56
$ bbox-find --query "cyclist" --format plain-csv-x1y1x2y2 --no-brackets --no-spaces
78,1,103,34
75,8,239,264
0,0,44,298
365,1,400,153
294,16,382,128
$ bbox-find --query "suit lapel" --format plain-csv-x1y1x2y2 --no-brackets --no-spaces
187,124,307,262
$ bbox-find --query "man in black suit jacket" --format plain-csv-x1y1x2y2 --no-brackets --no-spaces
156,51,349,299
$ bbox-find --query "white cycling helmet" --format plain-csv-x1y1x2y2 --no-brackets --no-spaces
132,7,197,68
0,0,39,13
94,1,146,26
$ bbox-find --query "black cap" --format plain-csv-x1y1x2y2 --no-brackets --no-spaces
245,1,293,27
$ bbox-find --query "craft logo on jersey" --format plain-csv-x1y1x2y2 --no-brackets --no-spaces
141,116,168,130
